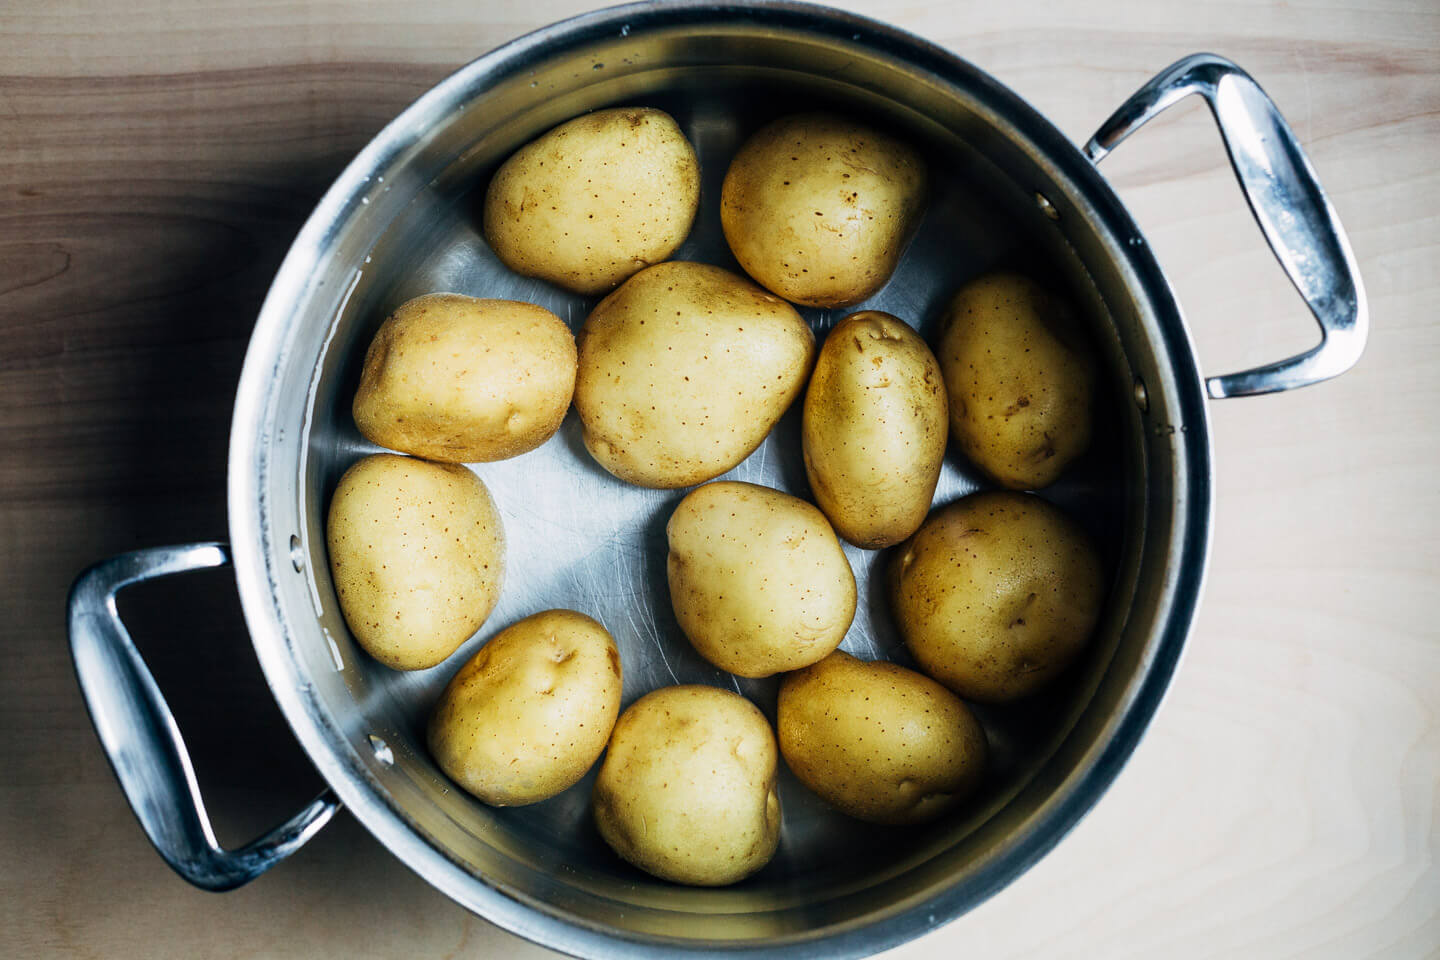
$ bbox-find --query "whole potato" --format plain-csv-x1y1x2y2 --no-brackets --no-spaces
483,106,700,295
667,481,855,678
778,651,987,825
574,261,815,488
352,293,576,463
720,113,926,307
802,311,947,548
428,609,622,806
890,491,1104,702
592,685,780,886
327,454,503,671
938,272,1096,489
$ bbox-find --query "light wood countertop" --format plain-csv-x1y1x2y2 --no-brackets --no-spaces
3,1,1437,957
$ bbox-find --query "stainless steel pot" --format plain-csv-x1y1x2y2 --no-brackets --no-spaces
68,3,1366,957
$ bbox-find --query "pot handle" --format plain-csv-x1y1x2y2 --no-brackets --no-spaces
1085,53,1368,399
68,542,341,891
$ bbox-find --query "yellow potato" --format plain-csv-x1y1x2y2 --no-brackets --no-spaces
326,454,504,671
428,610,622,806
802,311,947,548
352,294,576,463
592,685,780,886
778,651,987,825
938,272,1096,489
890,491,1104,702
667,481,855,678
720,112,926,307
574,261,815,488
483,106,700,295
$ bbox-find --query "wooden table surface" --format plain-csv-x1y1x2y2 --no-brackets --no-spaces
4,0,1437,957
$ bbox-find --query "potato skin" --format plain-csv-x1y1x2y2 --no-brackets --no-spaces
428,610,622,806
352,294,576,463
938,272,1096,489
667,482,856,678
890,491,1104,702
778,651,987,825
574,261,815,488
592,685,781,886
326,454,503,671
483,106,700,295
720,113,926,307
802,311,947,548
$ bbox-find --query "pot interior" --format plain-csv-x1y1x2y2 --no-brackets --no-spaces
239,6,1206,955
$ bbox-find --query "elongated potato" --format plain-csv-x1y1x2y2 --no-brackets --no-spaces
938,272,1096,489
352,294,576,463
667,481,856,678
778,651,987,824
483,106,700,295
802,311,947,548
593,685,781,886
428,610,622,806
890,491,1104,702
327,454,503,671
574,261,815,488
721,113,926,307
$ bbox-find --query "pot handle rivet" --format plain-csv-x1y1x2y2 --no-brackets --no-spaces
1085,53,1368,398
68,543,341,891
1034,191,1060,221
368,734,396,766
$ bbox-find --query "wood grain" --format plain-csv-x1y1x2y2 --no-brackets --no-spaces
2,1,1437,958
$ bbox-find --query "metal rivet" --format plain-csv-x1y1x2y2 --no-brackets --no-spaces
289,535,304,572
368,735,395,766
1035,192,1060,221
1133,377,1149,412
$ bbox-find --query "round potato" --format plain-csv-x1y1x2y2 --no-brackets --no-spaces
720,112,926,307
938,272,1096,489
428,610,622,806
778,651,987,825
327,454,504,671
483,106,700,295
802,311,947,548
574,261,815,488
352,293,576,463
592,685,780,886
890,491,1104,702
667,481,855,678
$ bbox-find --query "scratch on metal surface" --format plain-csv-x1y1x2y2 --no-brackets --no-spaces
569,472,581,542
858,630,880,661
647,620,679,685
616,554,678,685
637,602,679,686
570,552,590,599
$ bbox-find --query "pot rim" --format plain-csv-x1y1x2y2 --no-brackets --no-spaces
228,2,1212,956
